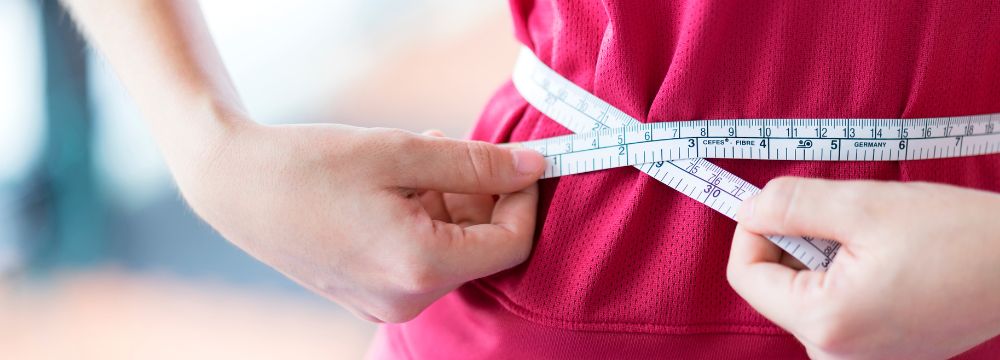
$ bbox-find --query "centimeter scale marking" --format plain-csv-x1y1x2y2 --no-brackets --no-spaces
516,115,1000,179
509,47,999,271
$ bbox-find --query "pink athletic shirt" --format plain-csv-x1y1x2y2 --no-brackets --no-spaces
370,1,1000,358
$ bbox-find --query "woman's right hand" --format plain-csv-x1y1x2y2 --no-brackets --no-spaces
176,119,546,322
61,0,547,324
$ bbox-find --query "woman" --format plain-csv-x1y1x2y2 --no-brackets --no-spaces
65,0,1000,358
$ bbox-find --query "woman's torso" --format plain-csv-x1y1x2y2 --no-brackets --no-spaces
374,1,1000,358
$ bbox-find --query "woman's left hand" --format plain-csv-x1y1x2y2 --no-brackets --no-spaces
727,177,1000,360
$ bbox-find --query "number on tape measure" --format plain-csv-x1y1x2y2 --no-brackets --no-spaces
510,46,1000,271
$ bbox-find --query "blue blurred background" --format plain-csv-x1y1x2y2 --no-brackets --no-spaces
0,1,518,358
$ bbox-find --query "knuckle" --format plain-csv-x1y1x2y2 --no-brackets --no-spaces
845,181,881,205
373,128,419,162
494,241,532,273
381,128,419,149
370,301,426,323
840,183,883,224
802,303,857,355
391,256,443,295
764,176,801,193
760,177,803,226
369,128,422,181
808,325,852,355
511,239,532,264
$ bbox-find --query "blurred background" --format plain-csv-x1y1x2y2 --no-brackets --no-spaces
0,0,519,358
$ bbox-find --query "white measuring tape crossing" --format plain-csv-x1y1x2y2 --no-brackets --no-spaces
509,46,1000,271
518,117,1000,179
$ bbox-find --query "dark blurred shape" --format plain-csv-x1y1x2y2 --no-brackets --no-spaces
29,0,105,269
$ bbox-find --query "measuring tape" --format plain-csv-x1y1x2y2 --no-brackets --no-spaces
509,46,1000,271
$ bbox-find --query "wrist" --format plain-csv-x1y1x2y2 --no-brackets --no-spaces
149,93,254,192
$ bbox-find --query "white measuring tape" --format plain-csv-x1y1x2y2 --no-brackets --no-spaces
509,46,1000,271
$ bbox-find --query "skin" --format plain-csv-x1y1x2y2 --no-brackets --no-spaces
61,0,546,322
62,0,1000,355
729,177,1000,359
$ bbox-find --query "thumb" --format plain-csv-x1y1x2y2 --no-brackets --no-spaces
431,183,540,283
391,131,546,194
730,178,997,355
729,177,877,330
727,224,828,330
737,176,873,243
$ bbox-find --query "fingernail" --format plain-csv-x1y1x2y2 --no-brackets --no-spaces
736,195,757,222
511,148,545,175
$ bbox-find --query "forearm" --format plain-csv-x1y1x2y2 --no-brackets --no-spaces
61,0,247,180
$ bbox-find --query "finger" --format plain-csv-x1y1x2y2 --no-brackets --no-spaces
727,224,827,329
386,130,545,194
415,131,452,222
421,130,495,225
737,177,875,243
444,193,495,226
419,190,451,222
432,183,539,282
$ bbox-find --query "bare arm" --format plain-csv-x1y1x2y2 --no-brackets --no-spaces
61,0,546,322
62,0,242,186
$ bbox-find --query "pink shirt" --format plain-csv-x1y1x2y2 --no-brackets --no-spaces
371,1,1000,358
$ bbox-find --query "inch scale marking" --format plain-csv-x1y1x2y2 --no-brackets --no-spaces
507,47,995,271
513,115,1000,178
